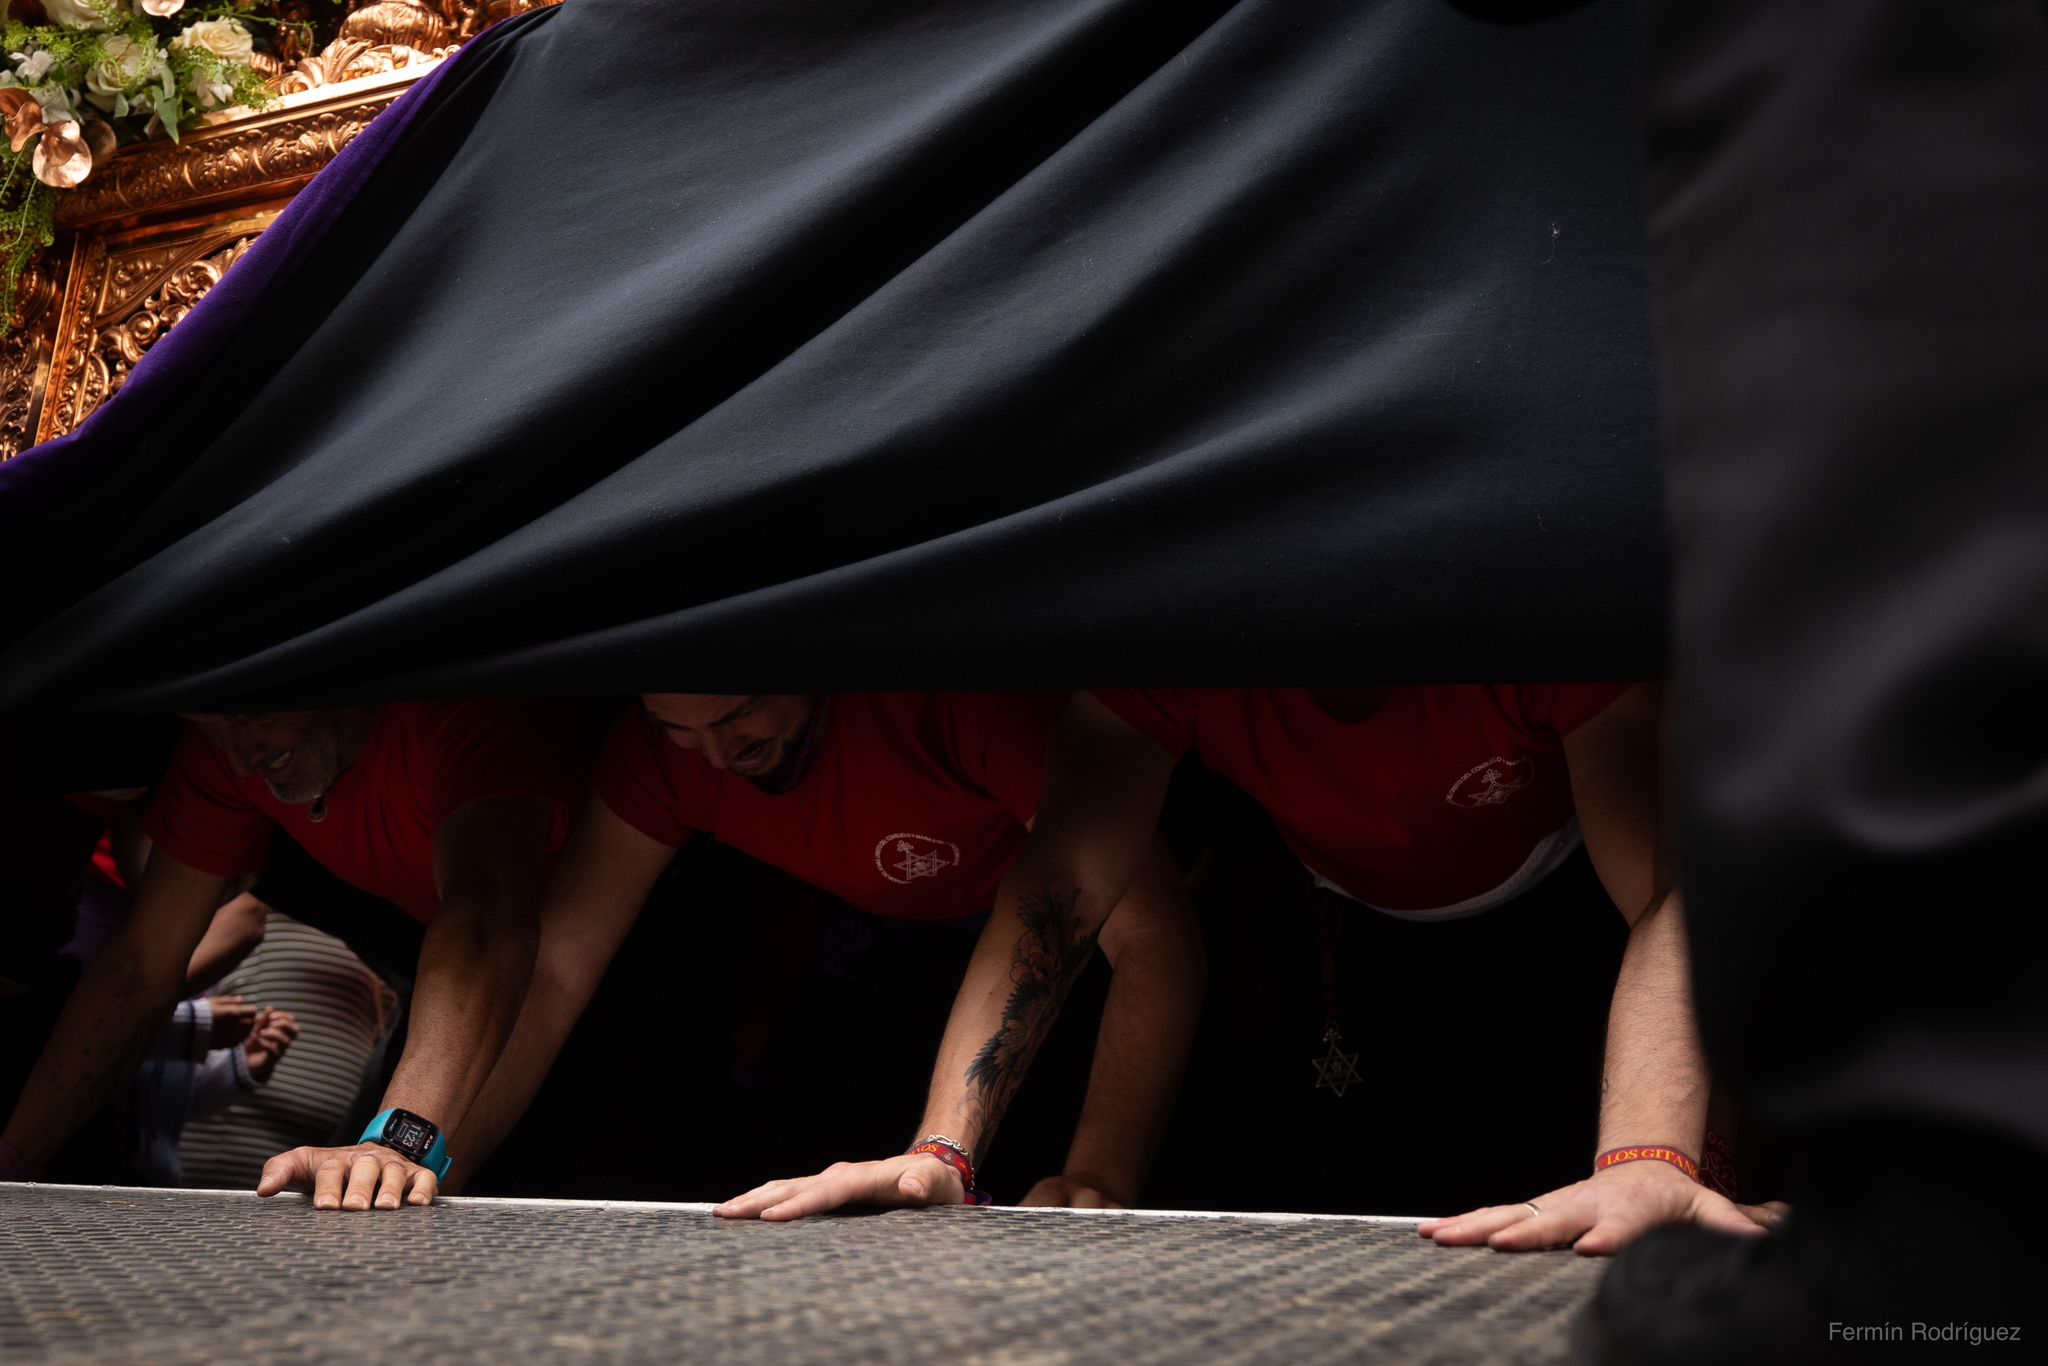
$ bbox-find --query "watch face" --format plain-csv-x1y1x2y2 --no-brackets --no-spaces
386,1115,431,1157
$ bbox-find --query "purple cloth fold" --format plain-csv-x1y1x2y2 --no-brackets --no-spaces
0,9,550,530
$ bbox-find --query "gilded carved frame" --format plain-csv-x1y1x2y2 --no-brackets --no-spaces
0,1,560,462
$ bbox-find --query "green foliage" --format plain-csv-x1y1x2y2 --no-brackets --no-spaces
0,151,57,332
2,19,123,91
0,3,286,337
184,3,322,65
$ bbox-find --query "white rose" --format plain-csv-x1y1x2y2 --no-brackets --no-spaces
168,19,255,67
43,0,121,31
83,32,166,113
137,1,188,17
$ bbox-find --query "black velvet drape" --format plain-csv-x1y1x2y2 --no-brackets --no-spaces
0,0,1660,720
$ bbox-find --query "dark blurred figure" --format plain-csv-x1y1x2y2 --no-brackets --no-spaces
1,722,178,1179
1145,771,1628,1219
1585,1,2048,1358
0,785,105,1149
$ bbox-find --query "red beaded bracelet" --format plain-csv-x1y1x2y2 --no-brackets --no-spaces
1594,1145,1701,1183
906,1135,988,1205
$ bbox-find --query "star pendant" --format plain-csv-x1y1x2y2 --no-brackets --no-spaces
1312,1024,1361,1098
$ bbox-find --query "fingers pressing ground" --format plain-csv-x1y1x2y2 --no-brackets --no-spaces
406,1167,438,1207
375,1160,409,1210
255,1149,305,1198
723,1160,952,1222
1424,1206,1529,1246
768,1168,891,1222
1697,1199,1773,1240
1488,1213,1576,1252
341,1153,382,1211
1569,1217,1640,1257
713,1181,799,1219
1416,1205,1497,1239
312,1154,349,1211
761,1186,836,1222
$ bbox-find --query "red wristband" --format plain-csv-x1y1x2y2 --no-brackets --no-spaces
906,1136,983,1204
1594,1145,1700,1183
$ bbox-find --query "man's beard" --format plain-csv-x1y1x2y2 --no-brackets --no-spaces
738,696,827,795
261,736,340,804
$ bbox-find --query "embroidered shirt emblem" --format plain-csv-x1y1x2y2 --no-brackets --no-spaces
1445,756,1536,809
876,833,962,884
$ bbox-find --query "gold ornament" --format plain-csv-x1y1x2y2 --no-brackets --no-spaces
32,120,93,189
339,3,454,54
0,89,48,156
82,117,118,166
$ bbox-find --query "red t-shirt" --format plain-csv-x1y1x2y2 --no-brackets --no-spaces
596,692,1065,921
145,700,586,923
1092,686,1630,915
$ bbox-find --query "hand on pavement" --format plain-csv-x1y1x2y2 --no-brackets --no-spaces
1416,1159,1769,1256
714,1153,965,1221
257,1142,437,1210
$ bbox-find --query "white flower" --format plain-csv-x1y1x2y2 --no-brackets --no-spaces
43,0,121,31
12,50,58,85
137,0,188,17
168,19,255,67
83,32,166,113
188,75,235,110
28,78,82,126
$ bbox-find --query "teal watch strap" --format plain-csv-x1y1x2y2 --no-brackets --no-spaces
360,1108,453,1179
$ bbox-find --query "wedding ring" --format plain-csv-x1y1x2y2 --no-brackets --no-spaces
1523,1202,1543,1218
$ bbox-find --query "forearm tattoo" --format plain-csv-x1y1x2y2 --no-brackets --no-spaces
963,885,1098,1159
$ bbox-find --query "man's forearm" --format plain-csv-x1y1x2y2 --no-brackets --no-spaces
1,948,183,1163
434,797,670,1191
446,966,592,1189
379,898,538,1144
918,865,1111,1163
1596,893,1710,1156
1060,872,1205,1202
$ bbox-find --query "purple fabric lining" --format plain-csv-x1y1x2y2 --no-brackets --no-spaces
0,8,550,530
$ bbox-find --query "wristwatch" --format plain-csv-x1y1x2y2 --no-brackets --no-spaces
359,1107,453,1178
